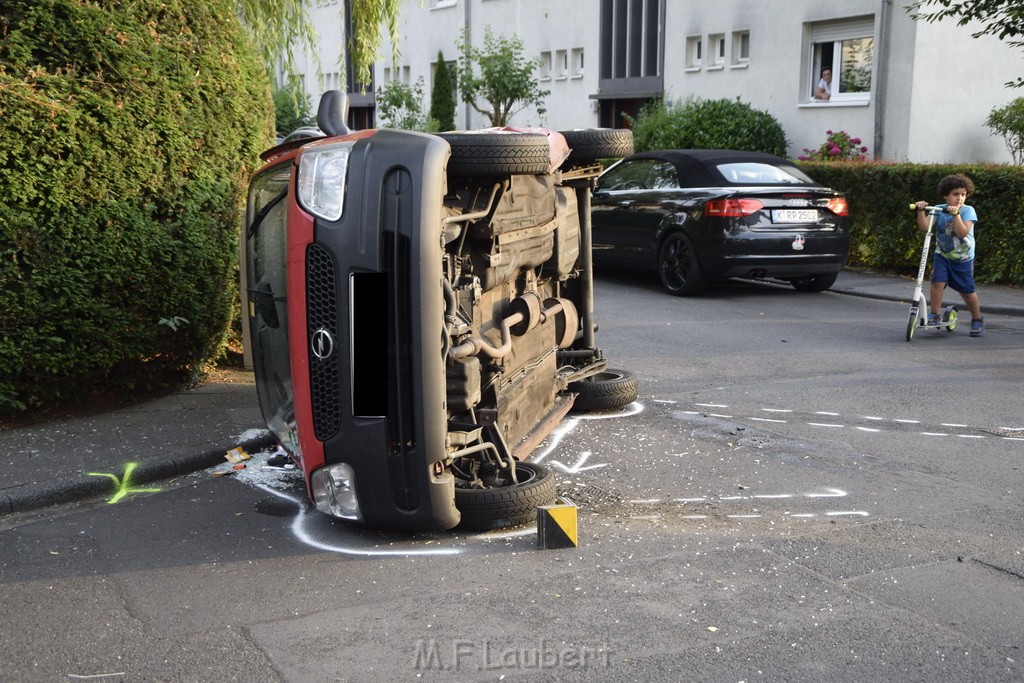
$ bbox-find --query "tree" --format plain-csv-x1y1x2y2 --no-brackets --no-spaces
987,97,1024,163
456,27,549,127
272,79,315,136
376,77,437,132
908,0,1024,86
430,51,457,132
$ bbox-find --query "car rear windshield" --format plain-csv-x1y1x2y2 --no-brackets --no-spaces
715,162,815,185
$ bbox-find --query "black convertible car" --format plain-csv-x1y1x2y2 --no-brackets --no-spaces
591,149,851,295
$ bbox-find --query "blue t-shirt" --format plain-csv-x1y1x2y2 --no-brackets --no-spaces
934,203,977,262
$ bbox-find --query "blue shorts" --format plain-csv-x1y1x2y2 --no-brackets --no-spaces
931,254,975,294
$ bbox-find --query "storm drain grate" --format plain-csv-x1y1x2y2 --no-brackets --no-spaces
983,324,1024,335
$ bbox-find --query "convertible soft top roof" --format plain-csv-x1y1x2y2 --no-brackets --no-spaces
624,149,811,187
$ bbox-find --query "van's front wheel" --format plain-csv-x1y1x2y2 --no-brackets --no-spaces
454,462,556,530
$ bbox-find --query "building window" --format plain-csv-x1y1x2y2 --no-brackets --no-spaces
555,49,568,79
539,51,552,81
732,30,750,66
571,48,585,78
709,34,725,67
685,35,702,70
429,0,456,8
319,71,341,94
809,16,874,102
600,0,662,80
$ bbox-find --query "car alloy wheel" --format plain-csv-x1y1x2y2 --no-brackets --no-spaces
658,232,707,296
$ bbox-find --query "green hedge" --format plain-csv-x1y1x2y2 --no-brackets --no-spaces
798,162,1024,288
0,0,274,414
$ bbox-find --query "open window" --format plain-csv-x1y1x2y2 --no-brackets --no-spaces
808,16,874,103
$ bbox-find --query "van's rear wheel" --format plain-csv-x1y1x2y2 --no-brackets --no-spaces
454,462,556,530
439,132,550,176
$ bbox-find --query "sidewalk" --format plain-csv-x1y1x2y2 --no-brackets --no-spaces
1,269,1020,516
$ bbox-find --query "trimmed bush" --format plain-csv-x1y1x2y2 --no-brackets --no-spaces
799,162,1024,288
627,96,788,156
0,0,274,414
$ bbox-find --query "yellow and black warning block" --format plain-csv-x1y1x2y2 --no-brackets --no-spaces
537,497,578,549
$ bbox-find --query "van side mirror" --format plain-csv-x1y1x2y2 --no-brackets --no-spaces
317,90,350,136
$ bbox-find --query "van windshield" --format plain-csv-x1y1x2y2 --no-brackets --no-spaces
244,163,300,455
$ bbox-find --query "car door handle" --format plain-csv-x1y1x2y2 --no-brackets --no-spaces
618,200,635,208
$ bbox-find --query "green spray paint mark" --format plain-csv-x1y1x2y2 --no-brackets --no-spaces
87,462,162,504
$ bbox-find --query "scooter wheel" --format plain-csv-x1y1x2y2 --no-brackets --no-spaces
906,309,918,342
943,305,958,332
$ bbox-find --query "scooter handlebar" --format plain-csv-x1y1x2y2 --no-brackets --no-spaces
909,204,945,214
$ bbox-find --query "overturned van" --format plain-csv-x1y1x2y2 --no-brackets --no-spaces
243,91,636,531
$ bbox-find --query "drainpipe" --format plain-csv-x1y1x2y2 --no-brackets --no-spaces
874,0,892,159
463,0,473,129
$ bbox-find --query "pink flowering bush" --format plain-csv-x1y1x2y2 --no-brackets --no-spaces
799,130,869,161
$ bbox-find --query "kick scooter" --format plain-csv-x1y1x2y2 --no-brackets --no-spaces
905,204,957,341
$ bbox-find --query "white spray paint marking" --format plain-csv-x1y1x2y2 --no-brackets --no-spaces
957,434,985,439
696,403,730,408
551,451,609,474
255,484,465,557
230,401,647,557
815,411,841,416
806,489,847,499
855,427,881,433
533,401,642,465
761,408,793,413
921,432,948,436
942,423,969,428
808,422,844,428
750,417,788,424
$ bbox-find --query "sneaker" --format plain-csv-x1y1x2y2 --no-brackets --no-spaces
927,313,939,326
970,318,985,337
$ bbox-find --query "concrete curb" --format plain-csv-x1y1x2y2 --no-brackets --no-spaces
830,287,1022,318
0,432,276,516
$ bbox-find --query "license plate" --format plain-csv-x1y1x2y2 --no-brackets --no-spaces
772,209,818,223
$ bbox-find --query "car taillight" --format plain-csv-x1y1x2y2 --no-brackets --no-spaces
705,198,764,217
826,197,849,216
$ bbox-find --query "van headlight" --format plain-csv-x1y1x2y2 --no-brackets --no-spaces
311,463,362,520
297,143,353,222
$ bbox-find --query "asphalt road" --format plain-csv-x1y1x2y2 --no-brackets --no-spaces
2,272,1022,682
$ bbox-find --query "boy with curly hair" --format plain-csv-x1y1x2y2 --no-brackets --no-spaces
914,173,984,336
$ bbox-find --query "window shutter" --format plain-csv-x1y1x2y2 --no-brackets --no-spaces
811,15,874,42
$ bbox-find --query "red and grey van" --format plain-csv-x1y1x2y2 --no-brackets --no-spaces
243,91,636,531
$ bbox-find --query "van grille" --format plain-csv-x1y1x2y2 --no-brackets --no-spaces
307,243,342,441
382,230,415,452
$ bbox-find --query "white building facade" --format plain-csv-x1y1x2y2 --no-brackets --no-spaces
290,0,1021,163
